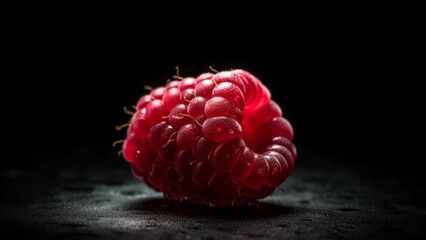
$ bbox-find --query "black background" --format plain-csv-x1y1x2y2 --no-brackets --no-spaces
3,9,423,178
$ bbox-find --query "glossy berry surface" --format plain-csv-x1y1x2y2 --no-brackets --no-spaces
123,69,296,206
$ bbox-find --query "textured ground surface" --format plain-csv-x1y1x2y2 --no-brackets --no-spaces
1,154,425,240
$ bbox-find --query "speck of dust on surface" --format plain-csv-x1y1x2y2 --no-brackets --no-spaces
0,156,425,240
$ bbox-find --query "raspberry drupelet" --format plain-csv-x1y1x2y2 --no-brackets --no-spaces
122,69,296,206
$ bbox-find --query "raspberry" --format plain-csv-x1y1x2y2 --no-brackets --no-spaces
122,69,296,206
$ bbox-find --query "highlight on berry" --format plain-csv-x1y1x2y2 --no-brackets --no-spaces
114,67,296,206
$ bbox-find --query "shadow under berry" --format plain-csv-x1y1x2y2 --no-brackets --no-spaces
122,196,297,220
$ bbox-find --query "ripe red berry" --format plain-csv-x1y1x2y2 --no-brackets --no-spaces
122,69,296,206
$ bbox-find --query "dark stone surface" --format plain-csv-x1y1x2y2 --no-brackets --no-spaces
1,155,425,240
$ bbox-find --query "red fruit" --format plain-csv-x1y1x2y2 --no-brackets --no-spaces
194,79,215,98
136,95,152,110
212,71,246,95
205,97,242,121
132,118,150,140
176,124,199,150
150,87,165,99
187,96,207,118
168,104,190,129
192,160,215,188
230,148,256,181
174,150,194,177
254,117,294,142
211,173,239,196
210,138,245,173
145,100,168,125
122,68,296,206
147,121,168,150
244,155,270,190
202,117,242,142
162,87,181,110
122,136,137,163
178,77,195,91
193,137,215,161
